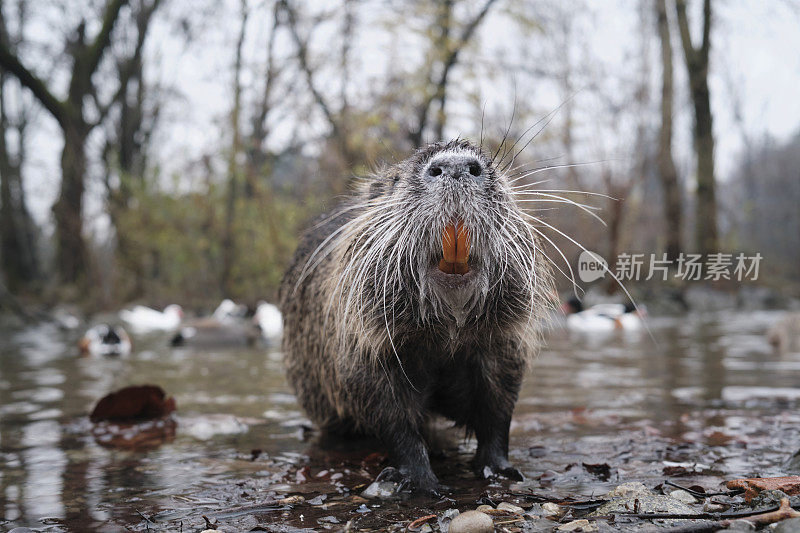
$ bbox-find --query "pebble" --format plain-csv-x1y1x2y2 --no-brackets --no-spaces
438,508,460,529
557,519,598,532
607,482,650,498
702,501,726,513
774,518,800,533
751,489,790,508
497,501,525,514
542,502,566,518
591,493,700,516
475,504,494,513
361,480,398,499
448,510,494,533
669,489,697,504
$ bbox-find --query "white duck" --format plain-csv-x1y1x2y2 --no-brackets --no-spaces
212,299,248,323
254,301,283,342
120,304,183,333
562,297,644,333
79,324,132,356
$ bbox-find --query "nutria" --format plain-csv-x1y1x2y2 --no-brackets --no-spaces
279,139,554,495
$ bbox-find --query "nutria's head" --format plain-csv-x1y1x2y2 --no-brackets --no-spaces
305,139,554,354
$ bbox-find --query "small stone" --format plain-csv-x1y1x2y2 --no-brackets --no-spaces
476,504,494,513
774,518,800,533
438,508,460,529
497,502,525,514
361,480,399,499
448,510,494,533
702,501,726,513
542,502,566,518
418,525,433,533
607,482,650,498
591,493,699,517
751,489,789,508
557,519,598,532
669,489,697,504
308,495,326,505
200,530,220,533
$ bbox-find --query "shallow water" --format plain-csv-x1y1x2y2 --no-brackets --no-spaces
1,309,799,531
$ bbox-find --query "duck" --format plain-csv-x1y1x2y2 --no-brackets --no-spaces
78,325,132,356
120,304,183,333
170,317,260,348
212,299,248,323
254,301,283,342
561,297,645,333
767,312,800,353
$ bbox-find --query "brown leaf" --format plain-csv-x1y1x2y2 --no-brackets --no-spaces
583,462,612,481
90,385,176,422
725,476,800,503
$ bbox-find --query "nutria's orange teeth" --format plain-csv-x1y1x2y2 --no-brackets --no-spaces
439,221,470,274
455,222,470,264
442,224,457,263
439,258,455,274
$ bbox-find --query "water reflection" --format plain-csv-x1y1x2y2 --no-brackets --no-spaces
0,309,797,530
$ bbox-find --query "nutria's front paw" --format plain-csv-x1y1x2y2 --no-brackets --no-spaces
475,459,524,481
372,466,448,498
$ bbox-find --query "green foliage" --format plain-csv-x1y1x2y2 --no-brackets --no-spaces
112,176,315,309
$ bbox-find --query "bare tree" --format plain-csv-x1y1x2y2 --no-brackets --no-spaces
245,1,282,192
675,0,717,254
0,0,163,285
409,0,497,146
220,0,248,297
655,0,682,261
280,0,356,167
0,0,39,290
101,0,162,299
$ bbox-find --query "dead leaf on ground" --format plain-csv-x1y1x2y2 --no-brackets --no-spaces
90,384,176,422
725,476,800,502
89,384,177,450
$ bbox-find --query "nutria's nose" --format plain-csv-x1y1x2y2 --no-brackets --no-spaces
427,154,483,182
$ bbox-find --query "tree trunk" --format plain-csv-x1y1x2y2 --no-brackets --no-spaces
655,0,683,261
220,0,247,297
693,77,717,254
52,119,89,284
0,0,129,287
675,0,717,255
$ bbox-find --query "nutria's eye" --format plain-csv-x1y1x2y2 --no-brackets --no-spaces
428,166,443,177
468,163,482,177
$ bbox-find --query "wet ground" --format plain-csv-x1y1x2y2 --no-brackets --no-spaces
2,309,800,531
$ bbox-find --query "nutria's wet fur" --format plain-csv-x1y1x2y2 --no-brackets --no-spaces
279,139,554,494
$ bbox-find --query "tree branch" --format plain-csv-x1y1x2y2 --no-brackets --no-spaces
280,0,339,136
412,0,497,145
700,0,711,61
674,0,697,68
92,0,160,124
0,42,70,125
85,0,128,78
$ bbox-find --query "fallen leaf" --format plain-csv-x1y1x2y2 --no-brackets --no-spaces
725,476,800,503
90,385,176,422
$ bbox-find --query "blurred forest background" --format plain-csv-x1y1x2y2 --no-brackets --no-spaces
1,0,799,312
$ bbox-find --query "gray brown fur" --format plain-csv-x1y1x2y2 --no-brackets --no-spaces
279,140,555,494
